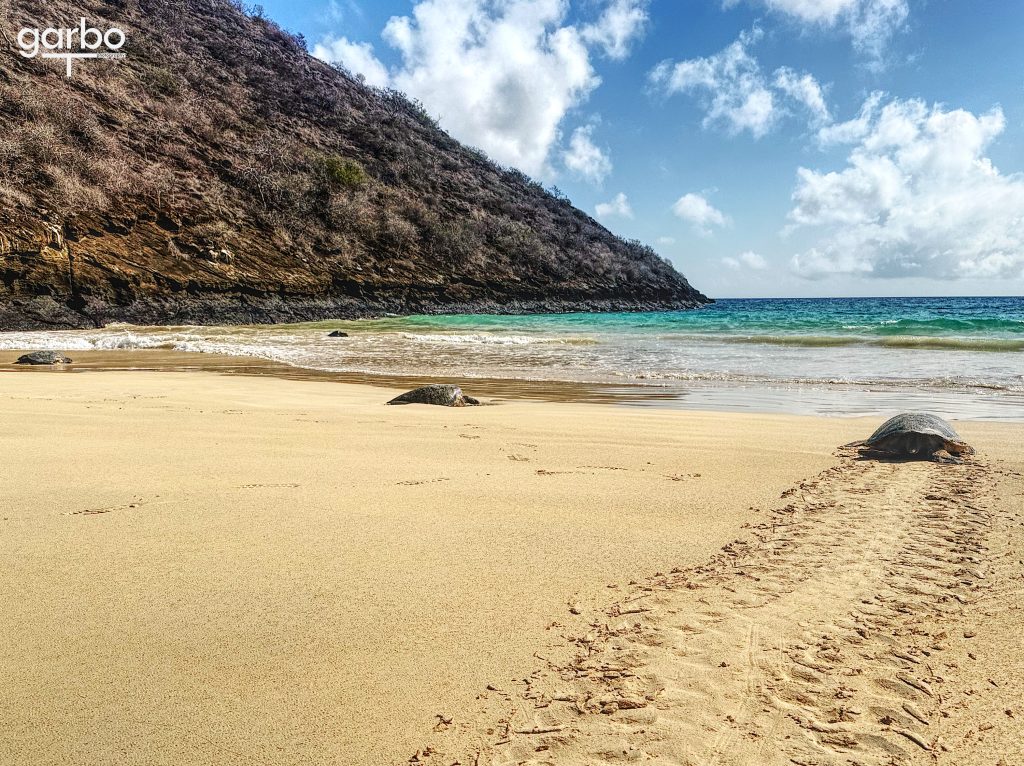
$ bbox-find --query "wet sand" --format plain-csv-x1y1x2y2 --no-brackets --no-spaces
0,348,685,406
1,365,1021,765
5,348,1023,419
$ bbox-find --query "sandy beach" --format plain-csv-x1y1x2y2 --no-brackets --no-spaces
1,365,1022,765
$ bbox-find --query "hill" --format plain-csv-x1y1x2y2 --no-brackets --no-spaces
0,0,709,330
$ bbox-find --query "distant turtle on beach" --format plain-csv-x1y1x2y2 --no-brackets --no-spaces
14,351,73,365
327,331,348,337
846,412,974,464
387,384,480,407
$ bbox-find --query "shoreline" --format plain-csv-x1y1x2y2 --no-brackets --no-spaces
3,347,1024,420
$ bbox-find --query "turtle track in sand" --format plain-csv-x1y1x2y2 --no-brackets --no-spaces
421,453,1004,765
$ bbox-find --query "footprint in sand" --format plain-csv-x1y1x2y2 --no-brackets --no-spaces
664,472,702,481
68,498,147,516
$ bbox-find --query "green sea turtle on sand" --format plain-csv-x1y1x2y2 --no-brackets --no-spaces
15,351,73,365
387,384,480,407
846,412,974,464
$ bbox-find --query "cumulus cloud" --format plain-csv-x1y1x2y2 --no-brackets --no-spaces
723,251,769,270
312,37,390,88
648,28,829,137
315,0,646,177
657,236,677,245
789,96,1024,280
773,66,830,126
649,28,776,138
581,0,649,60
737,0,909,64
595,192,634,218
673,192,729,235
563,125,613,183
815,90,885,145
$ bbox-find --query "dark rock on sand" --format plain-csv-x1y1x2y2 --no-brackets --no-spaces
328,331,349,337
387,385,480,407
15,351,73,365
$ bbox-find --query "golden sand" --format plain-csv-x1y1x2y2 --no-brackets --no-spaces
1,367,1020,765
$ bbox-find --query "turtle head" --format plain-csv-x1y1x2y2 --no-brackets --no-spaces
906,435,923,455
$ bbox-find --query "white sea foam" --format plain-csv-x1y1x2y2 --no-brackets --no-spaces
399,332,596,346
3,321,1023,405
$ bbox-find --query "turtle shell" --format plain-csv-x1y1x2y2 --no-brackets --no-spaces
865,413,963,445
387,384,480,407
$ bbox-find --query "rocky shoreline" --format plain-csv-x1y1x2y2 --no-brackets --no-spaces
0,293,709,331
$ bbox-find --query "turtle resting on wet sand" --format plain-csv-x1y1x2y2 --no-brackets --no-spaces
15,351,73,365
846,412,974,464
387,384,480,407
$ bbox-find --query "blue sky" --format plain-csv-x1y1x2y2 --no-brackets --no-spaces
258,0,1024,298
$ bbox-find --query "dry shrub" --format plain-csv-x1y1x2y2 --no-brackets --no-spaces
48,167,108,217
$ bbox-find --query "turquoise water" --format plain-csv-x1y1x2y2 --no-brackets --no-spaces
4,296,1024,418
360,296,1024,352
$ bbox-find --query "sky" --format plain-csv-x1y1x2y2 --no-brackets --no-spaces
256,0,1024,298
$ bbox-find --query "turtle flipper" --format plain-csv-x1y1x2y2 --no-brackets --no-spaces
931,449,963,465
855,447,894,461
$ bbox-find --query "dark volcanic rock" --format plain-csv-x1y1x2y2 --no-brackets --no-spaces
0,0,710,331
387,385,480,407
15,351,73,365
327,331,349,337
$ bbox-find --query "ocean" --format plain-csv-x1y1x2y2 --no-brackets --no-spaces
3,296,1024,419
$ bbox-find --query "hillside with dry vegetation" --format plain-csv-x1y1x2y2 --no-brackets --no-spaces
0,0,708,329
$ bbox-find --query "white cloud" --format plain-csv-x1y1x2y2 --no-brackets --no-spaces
649,28,776,138
648,28,829,137
673,192,729,235
744,0,909,64
581,0,649,60
563,125,612,183
316,0,649,178
595,192,633,218
657,236,677,245
323,0,366,24
313,37,390,88
723,251,769,270
816,90,884,145
773,66,830,125
789,97,1024,280
382,0,600,176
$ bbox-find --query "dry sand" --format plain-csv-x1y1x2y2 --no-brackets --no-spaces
0,367,1021,765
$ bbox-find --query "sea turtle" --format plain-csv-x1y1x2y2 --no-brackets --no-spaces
387,384,480,407
15,351,73,365
847,412,974,464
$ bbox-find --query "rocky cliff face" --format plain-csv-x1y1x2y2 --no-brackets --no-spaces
0,0,709,330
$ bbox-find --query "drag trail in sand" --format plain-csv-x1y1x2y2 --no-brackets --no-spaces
422,453,1023,766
